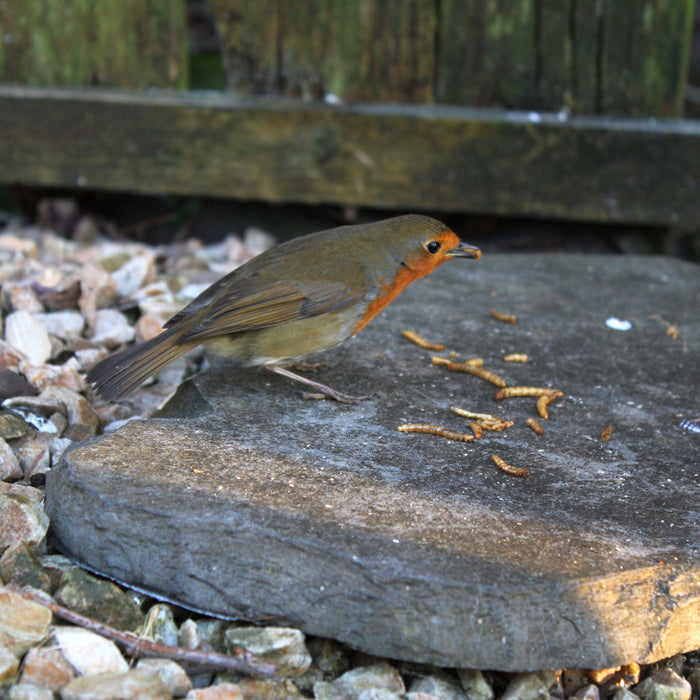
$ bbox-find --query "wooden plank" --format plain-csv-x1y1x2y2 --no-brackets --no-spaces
209,0,437,102
0,0,187,88
0,86,699,227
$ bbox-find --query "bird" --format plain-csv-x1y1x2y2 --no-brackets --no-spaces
87,214,481,403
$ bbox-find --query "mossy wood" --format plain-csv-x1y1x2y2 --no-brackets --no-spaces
0,0,187,89
214,0,694,116
209,0,437,103
1,86,699,227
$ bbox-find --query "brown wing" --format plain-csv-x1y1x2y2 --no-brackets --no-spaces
171,277,363,343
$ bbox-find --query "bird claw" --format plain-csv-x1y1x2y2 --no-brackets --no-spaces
267,365,370,404
302,390,371,404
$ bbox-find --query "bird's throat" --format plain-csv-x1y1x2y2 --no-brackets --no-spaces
353,261,435,334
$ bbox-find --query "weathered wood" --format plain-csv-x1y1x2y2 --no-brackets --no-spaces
1,86,699,227
436,0,694,115
0,0,187,89
437,1,537,108
600,1,695,116
210,0,437,102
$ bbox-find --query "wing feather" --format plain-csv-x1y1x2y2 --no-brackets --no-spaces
173,278,362,342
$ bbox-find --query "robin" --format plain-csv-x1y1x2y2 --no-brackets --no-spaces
87,214,481,403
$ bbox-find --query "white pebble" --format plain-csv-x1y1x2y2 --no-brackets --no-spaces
91,309,135,349
243,226,276,257
51,627,128,675
605,317,633,331
3,284,44,313
5,311,52,365
34,311,85,341
111,254,155,298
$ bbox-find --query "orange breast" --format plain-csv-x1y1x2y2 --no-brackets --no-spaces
353,256,441,334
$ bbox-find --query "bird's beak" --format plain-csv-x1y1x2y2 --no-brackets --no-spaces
448,241,482,260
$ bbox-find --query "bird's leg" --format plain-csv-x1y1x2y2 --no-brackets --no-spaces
266,365,370,404
287,360,328,372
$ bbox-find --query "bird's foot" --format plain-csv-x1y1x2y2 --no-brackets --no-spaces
301,390,371,404
288,360,328,373
267,365,370,404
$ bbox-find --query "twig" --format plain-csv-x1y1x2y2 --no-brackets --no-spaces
9,585,276,678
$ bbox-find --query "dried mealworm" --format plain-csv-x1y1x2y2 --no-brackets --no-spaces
526,417,544,435
438,361,506,387
464,358,484,367
402,330,445,351
450,406,499,421
601,425,613,441
492,454,530,477
432,356,483,368
494,386,564,400
478,418,514,431
468,422,483,439
397,424,474,442
491,310,517,324
503,353,529,363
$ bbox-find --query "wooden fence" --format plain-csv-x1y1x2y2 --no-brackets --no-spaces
0,1,698,229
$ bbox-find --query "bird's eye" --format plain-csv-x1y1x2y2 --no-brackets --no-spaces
426,240,441,254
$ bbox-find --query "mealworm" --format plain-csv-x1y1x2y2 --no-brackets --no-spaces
494,386,564,400
492,454,530,477
601,425,613,441
468,422,483,439
478,418,514,431
401,330,445,351
450,406,498,421
491,310,517,324
504,353,529,363
397,424,474,442
436,361,506,387
432,356,483,368
536,392,563,419
526,417,544,435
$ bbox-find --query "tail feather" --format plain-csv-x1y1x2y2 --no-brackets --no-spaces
86,328,199,401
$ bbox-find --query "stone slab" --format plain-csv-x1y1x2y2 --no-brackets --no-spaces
45,253,700,671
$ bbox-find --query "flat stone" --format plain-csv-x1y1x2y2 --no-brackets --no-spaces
45,254,700,671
